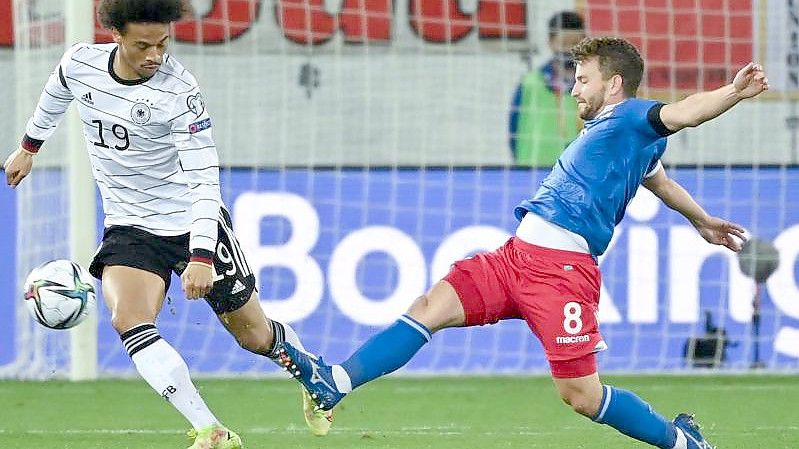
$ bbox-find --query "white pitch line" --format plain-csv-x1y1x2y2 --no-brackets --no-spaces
0,425,572,437
387,383,799,394
618,384,799,392
1,425,795,436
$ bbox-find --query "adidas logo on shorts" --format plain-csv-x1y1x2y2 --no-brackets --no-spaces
231,279,246,295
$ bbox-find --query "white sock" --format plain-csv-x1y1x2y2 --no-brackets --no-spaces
267,319,308,360
672,428,688,449
122,323,218,429
280,321,306,352
331,365,353,393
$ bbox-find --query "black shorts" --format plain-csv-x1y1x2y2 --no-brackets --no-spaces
89,207,257,314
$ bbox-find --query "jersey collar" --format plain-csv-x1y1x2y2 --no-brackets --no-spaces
583,99,627,130
108,46,154,86
593,100,626,121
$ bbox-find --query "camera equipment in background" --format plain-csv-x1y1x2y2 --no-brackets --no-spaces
737,238,780,369
683,310,737,368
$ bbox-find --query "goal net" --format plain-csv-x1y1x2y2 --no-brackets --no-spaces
1,0,797,379
0,0,73,378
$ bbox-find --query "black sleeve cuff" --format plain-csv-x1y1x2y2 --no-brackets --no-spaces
21,134,44,153
646,103,675,137
190,248,214,265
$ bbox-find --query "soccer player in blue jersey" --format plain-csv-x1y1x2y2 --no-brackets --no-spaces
277,37,767,449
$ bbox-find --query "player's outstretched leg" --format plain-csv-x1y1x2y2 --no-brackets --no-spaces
278,280,461,410
211,205,334,436
187,424,242,449
277,312,435,410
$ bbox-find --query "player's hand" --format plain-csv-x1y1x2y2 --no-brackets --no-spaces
3,147,35,187
181,261,215,299
694,216,746,252
733,62,769,99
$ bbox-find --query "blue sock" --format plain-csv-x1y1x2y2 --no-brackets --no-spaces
341,315,431,389
593,385,678,449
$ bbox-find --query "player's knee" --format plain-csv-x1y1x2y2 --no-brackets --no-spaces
407,294,441,327
407,282,465,333
111,312,151,334
559,390,600,418
110,314,127,334
408,294,431,316
407,294,442,331
570,397,600,417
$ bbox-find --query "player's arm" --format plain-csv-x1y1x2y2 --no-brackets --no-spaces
642,163,745,252
171,86,222,299
4,47,77,187
658,62,768,133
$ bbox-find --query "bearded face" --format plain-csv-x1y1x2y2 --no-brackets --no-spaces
571,57,611,120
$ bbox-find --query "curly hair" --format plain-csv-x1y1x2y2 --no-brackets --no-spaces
571,37,644,97
98,0,188,31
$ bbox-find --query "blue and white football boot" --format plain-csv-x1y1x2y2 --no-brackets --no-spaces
277,342,346,411
673,413,715,449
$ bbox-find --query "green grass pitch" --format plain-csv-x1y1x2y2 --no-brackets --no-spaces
0,375,794,448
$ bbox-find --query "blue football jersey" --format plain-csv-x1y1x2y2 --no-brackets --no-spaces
515,98,672,256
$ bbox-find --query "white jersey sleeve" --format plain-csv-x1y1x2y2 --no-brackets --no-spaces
22,44,80,151
170,79,222,259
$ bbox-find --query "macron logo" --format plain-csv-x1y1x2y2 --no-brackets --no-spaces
81,92,94,105
556,335,590,344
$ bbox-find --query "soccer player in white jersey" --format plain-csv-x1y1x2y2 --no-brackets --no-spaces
277,37,768,449
2,0,332,447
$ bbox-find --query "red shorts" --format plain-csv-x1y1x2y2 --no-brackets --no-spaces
443,237,605,376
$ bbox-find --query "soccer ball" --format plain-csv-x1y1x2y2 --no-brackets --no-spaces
23,260,96,329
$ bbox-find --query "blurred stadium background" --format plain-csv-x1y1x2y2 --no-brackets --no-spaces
0,1,797,448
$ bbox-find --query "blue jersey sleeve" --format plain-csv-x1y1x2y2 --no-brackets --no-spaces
625,99,674,140
645,158,663,176
635,100,671,174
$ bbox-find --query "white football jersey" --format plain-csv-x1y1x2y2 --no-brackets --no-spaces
25,43,222,255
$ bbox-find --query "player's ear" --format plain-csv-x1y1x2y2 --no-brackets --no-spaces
110,27,123,44
608,74,624,97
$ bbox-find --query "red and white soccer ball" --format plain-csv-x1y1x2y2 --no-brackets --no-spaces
23,260,96,329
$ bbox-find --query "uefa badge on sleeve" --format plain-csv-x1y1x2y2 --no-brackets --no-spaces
187,92,205,117
189,118,212,134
